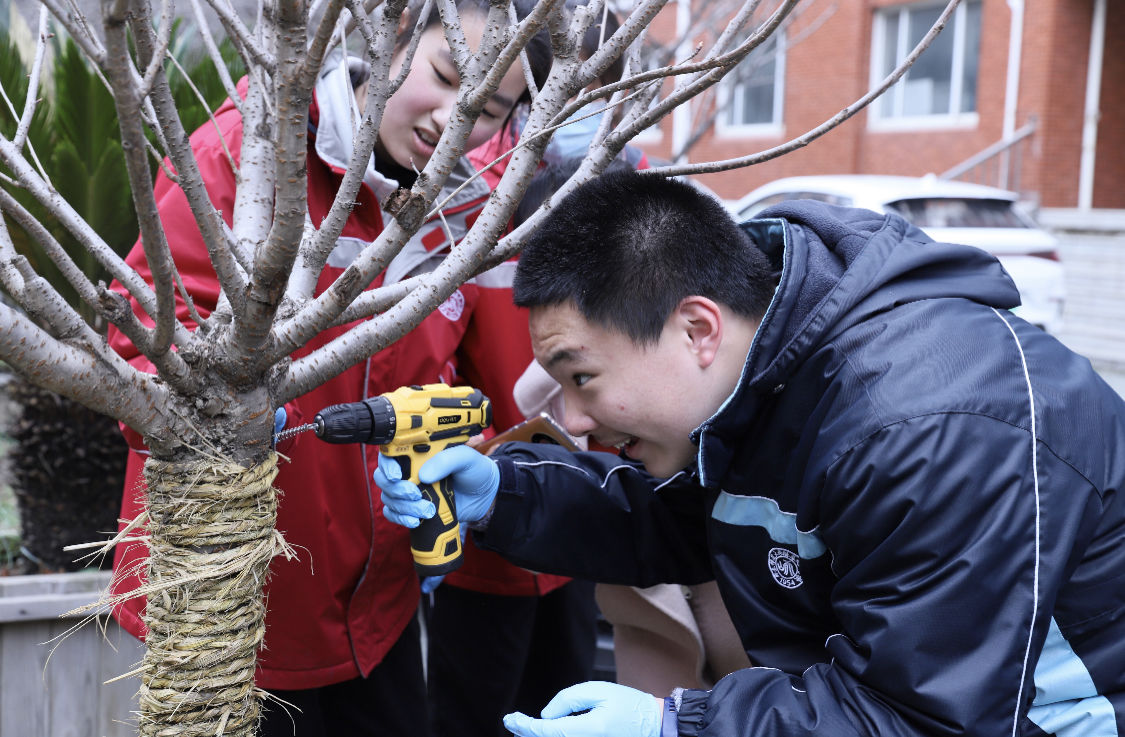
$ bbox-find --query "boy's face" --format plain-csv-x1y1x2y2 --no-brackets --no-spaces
529,302,720,478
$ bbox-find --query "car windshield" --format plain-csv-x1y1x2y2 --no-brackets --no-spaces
885,197,1030,228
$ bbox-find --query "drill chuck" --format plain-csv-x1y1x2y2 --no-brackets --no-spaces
313,396,397,445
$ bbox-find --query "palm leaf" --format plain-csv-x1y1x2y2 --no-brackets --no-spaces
52,38,125,182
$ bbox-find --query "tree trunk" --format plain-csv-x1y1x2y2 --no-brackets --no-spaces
133,449,287,737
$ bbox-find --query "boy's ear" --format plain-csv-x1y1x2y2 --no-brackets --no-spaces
674,296,723,368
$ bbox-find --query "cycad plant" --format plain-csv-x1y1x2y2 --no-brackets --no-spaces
0,24,240,573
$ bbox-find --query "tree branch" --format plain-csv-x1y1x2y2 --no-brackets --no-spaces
387,0,433,96
163,52,243,184
0,301,172,438
94,286,198,393
670,0,838,161
38,0,107,65
13,8,50,151
200,0,277,72
227,76,276,302
270,0,546,361
651,0,963,177
462,0,558,111
0,189,100,314
0,138,192,349
100,0,180,358
226,0,315,370
608,0,798,146
328,274,423,325
0,55,53,189
125,0,251,315
288,0,404,302
302,0,349,91
279,109,549,398
0,222,194,397
189,0,244,111
138,0,176,99
436,0,471,71
486,137,619,264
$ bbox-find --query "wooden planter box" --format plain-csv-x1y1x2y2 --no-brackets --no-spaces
0,570,142,736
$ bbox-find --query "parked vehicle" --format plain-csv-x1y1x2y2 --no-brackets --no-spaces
728,175,1066,334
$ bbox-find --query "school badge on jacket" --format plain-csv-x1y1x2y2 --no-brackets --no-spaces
767,547,802,589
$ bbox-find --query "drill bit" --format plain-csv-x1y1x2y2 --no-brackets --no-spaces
274,422,318,445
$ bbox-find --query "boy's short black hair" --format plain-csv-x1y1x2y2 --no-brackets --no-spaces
513,170,775,344
514,156,631,227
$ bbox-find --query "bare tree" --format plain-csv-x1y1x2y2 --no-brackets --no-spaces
0,0,960,734
637,0,840,162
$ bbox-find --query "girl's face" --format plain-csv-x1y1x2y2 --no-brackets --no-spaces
377,13,529,170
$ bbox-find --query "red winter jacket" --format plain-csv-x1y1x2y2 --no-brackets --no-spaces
108,63,496,689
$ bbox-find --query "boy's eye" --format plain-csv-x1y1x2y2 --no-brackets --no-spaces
573,373,591,387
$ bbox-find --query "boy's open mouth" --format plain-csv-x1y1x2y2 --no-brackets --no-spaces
614,437,639,454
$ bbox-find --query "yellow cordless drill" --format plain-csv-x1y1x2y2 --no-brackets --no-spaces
283,384,492,576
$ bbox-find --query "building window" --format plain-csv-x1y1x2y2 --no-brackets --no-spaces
870,0,980,128
720,33,785,134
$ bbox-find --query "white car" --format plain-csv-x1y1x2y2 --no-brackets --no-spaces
727,175,1066,334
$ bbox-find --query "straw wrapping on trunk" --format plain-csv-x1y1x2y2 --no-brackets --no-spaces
136,453,287,737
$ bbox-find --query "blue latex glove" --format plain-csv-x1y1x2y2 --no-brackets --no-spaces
271,407,287,448
503,682,664,737
374,445,500,529
421,575,444,594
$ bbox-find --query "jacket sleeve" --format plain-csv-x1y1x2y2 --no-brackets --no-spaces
476,443,714,585
674,412,1088,737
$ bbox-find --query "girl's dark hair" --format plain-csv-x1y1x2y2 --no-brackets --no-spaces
573,2,623,88
348,57,372,89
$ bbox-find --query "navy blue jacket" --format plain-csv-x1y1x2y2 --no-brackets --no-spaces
479,202,1125,737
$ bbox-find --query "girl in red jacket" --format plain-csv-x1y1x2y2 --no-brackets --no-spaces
107,3,550,735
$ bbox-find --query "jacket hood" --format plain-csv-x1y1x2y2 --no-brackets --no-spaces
695,200,1021,486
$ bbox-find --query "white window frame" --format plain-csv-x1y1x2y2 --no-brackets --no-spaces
716,32,786,138
868,0,980,131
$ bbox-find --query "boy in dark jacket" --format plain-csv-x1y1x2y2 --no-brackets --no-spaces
376,170,1125,737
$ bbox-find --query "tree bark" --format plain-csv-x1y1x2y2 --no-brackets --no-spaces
129,414,291,736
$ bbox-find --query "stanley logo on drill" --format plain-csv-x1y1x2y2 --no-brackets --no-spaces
437,415,462,425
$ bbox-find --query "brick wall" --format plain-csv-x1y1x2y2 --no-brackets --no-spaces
634,0,1116,208
691,0,871,200
1021,0,1091,207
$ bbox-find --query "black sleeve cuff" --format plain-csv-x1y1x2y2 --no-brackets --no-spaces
469,456,523,550
674,689,711,737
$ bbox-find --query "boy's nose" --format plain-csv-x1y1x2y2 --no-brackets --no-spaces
561,401,597,438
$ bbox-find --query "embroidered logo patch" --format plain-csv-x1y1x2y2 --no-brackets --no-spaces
438,289,465,321
767,547,802,589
